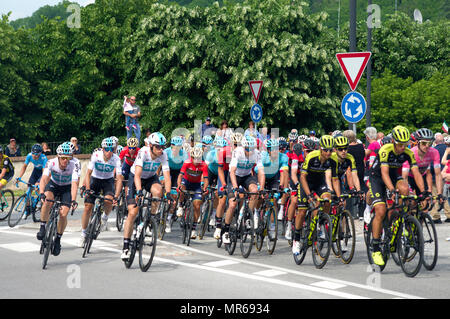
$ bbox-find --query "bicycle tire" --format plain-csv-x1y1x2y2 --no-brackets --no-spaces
115,192,125,232
266,206,278,255
8,194,27,228
397,216,424,277
239,207,254,258
32,197,41,223
139,216,157,272
336,210,356,264
330,213,340,258
419,212,438,271
42,217,56,269
0,190,14,221
157,201,167,240
199,200,211,240
124,212,140,269
311,213,332,269
365,220,389,272
83,208,101,257
254,210,264,252
186,204,194,246
225,214,237,255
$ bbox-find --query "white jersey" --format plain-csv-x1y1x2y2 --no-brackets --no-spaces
87,150,122,179
43,158,80,186
131,146,170,179
229,147,263,177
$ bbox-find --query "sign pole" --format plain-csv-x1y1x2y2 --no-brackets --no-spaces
349,0,357,133
366,0,372,128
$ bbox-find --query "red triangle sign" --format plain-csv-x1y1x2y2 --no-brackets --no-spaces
248,80,263,103
336,52,371,91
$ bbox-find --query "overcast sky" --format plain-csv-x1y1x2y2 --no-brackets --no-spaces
0,0,95,21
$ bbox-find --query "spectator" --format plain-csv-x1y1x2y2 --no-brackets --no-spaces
434,133,447,163
5,138,21,157
201,117,216,137
216,120,232,141
244,121,260,139
123,96,137,132
309,130,316,138
363,126,379,158
430,133,450,223
70,137,82,154
145,129,151,140
344,129,366,220
259,127,270,142
377,132,385,142
123,95,141,141
41,142,52,156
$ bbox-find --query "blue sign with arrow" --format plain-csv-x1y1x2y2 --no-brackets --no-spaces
341,91,366,124
250,103,263,123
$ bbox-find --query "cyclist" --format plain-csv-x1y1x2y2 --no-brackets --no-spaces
282,142,304,221
37,143,80,256
0,146,14,191
79,137,123,246
16,144,47,186
292,135,339,256
177,145,209,239
119,137,141,192
222,135,265,244
121,132,171,261
368,125,425,266
330,135,361,194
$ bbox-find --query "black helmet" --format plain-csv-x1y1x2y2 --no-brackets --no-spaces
293,143,303,156
303,138,316,151
31,143,43,154
380,136,393,146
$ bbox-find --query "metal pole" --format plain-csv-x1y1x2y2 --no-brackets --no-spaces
366,0,372,128
349,0,357,133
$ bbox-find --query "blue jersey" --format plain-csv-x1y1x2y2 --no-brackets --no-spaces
205,148,219,175
164,148,187,170
254,151,289,179
25,153,48,170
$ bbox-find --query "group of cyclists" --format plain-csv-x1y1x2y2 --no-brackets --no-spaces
4,123,449,270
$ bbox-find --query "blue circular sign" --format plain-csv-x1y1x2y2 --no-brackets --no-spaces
341,92,366,124
250,104,263,123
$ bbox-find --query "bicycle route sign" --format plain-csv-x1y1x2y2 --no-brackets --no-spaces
250,103,263,123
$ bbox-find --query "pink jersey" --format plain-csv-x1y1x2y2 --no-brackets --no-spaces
402,146,441,177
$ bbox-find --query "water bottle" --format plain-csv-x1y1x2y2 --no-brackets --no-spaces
136,222,144,238
237,205,244,225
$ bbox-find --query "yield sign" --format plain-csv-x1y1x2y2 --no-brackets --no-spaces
248,80,263,104
336,52,371,91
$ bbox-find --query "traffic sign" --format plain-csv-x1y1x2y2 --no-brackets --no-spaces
248,80,263,104
336,52,371,91
250,103,263,123
341,92,366,124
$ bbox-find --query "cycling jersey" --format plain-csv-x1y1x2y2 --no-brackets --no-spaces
229,147,263,177
301,150,336,182
205,148,219,175
0,154,14,174
88,150,122,179
180,159,208,184
330,152,357,179
131,146,169,179
402,146,440,177
370,143,417,178
24,153,48,170
164,147,187,170
217,146,232,172
43,158,80,186
119,147,140,167
254,151,289,179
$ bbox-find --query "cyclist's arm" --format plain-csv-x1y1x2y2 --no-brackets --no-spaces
442,148,450,166
71,181,78,203
291,165,299,185
381,165,395,192
300,172,311,197
425,170,433,193
257,166,265,190
217,166,226,189
162,169,171,194
39,173,50,195
83,169,93,190
229,166,238,189
433,166,443,195
345,167,355,190
410,166,425,193
134,165,143,192
351,169,361,191
0,167,6,180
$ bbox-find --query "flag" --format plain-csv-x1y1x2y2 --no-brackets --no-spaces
443,121,449,133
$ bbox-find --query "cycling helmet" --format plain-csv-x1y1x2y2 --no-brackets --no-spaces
265,138,279,149
102,137,115,149
56,143,73,156
319,135,334,149
309,130,316,136
182,143,191,154
293,143,303,156
148,132,166,146
410,131,419,142
170,136,183,146
214,137,228,148
380,136,393,146
331,130,342,137
279,140,288,150
392,125,410,143
202,135,213,145
334,136,349,148
298,135,307,143
278,137,287,143
127,137,139,147
116,145,124,155
241,135,256,148
31,143,43,154
288,129,298,141
110,136,119,147
190,146,203,159
415,128,434,141
231,132,244,144
303,138,316,151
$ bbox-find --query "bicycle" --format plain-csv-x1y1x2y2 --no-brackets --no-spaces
155,194,170,240
8,178,41,227
364,192,425,277
40,198,75,269
255,189,279,255
112,180,128,232
198,186,217,240
179,190,201,246
292,198,332,269
137,195,159,272
82,191,112,258
0,188,15,221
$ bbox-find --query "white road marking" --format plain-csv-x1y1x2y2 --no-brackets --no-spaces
311,281,347,290
203,260,240,268
0,242,41,253
253,269,287,277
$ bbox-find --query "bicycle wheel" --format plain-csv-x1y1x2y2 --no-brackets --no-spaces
330,213,340,257
365,221,389,272
83,210,101,258
115,193,126,232
157,201,167,240
139,216,157,272
199,200,211,240
42,217,56,269
311,213,332,269
266,207,278,255
336,210,356,264
397,216,424,277
239,207,254,258
254,210,264,252
8,194,27,228
32,197,41,223
185,204,194,246
225,214,237,255
0,190,14,220
419,212,438,271
293,226,309,265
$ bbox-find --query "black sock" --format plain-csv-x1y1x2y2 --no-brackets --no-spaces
224,224,230,233
123,238,130,250
294,229,301,241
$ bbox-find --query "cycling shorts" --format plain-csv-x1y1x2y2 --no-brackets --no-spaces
126,173,160,206
85,177,115,204
44,180,72,208
368,171,403,206
181,178,203,201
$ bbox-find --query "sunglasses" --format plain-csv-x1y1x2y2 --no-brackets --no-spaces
59,156,71,160
336,147,348,151
394,141,408,147
419,141,431,146
128,147,136,150
32,152,41,156
104,147,114,152
321,148,333,153
153,145,164,150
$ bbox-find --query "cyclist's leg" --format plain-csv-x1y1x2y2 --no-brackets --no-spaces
244,175,259,211
149,175,163,214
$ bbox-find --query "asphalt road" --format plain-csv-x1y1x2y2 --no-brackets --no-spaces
1,205,449,300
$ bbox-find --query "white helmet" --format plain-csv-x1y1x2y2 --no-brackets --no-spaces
148,132,166,146
298,135,307,143
182,142,191,154
190,146,203,159
110,136,119,147
231,132,244,144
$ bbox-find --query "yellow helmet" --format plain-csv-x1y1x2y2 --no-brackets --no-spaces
334,136,349,148
127,137,139,147
392,125,410,143
319,135,335,149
